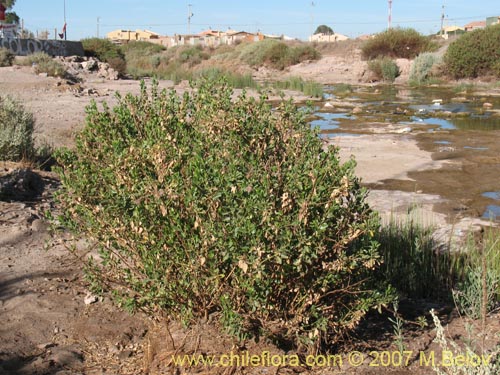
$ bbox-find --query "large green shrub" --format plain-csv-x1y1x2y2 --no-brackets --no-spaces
362,28,435,60
81,38,126,75
56,79,390,350
0,47,15,67
444,24,500,79
0,96,35,161
409,52,442,85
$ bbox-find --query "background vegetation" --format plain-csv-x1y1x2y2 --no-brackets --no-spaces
444,24,500,79
0,47,14,67
362,28,436,60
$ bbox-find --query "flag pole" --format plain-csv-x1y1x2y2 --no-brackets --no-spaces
64,0,67,40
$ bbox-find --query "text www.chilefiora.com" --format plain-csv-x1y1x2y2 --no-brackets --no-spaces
170,350,495,369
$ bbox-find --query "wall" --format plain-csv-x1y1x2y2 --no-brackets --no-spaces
0,38,84,56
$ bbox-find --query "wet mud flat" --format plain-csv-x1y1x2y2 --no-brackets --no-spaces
311,85,500,224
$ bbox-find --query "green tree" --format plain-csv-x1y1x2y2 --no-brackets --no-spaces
0,0,16,10
314,24,334,35
5,11,19,24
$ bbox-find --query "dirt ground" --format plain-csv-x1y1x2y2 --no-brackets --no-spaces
0,49,499,375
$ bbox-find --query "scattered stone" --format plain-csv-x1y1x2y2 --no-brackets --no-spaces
118,350,133,360
48,347,84,367
37,342,56,350
84,293,99,305
396,127,412,134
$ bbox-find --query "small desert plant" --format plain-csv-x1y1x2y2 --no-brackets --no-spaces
0,47,15,67
453,234,500,320
24,52,66,78
389,302,405,355
409,52,443,86
362,28,436,60
194,67,257,89
55,78,392,351
368,57,400,82
0,95,35,161
444,24,500,79
430,309,500,375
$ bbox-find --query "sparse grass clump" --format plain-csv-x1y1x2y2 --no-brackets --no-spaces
362,28,436,60
194,67,257,89
56,78,392,351
24,52,67,78
0,95,35,161
0,47,15,67
272,76,324,97
368,57,400,82
444,24,500,79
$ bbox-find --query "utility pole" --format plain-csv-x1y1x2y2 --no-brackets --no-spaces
187,4,193,35
440,5,445,36
388,0,393,29
97,17,100,38
310,1,315,41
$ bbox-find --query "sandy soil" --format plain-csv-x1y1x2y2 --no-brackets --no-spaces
0,55,498,374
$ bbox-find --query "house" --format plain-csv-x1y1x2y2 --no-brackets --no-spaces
106,29,160,43
309,32,349,43
440,25,465,39
464,21,486,32
225,31,259,45
486,16,500,26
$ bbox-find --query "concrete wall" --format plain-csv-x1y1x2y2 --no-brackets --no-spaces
0,38,84,56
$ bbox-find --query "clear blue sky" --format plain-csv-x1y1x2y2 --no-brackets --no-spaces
9,0,500,41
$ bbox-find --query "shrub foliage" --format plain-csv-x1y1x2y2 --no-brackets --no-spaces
24,52,67,78
409,52,442,85
56,79,390,350
444,24,500,79
239,40,320,70
0,47,15,67
362,28,435,60
368,57,400,82
0,95,35,161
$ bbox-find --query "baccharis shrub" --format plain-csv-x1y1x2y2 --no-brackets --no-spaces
55,79,391,351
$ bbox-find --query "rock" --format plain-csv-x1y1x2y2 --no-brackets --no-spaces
81,60,98,71
0,169,45,201
483,102,493,109
37,342,56,350
352,106,363,114
48,347,83,367
84,293,98,305
31,219,48,232
38,72,48,78
324,102,333,108
118,350,133,360
396,127,412,134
